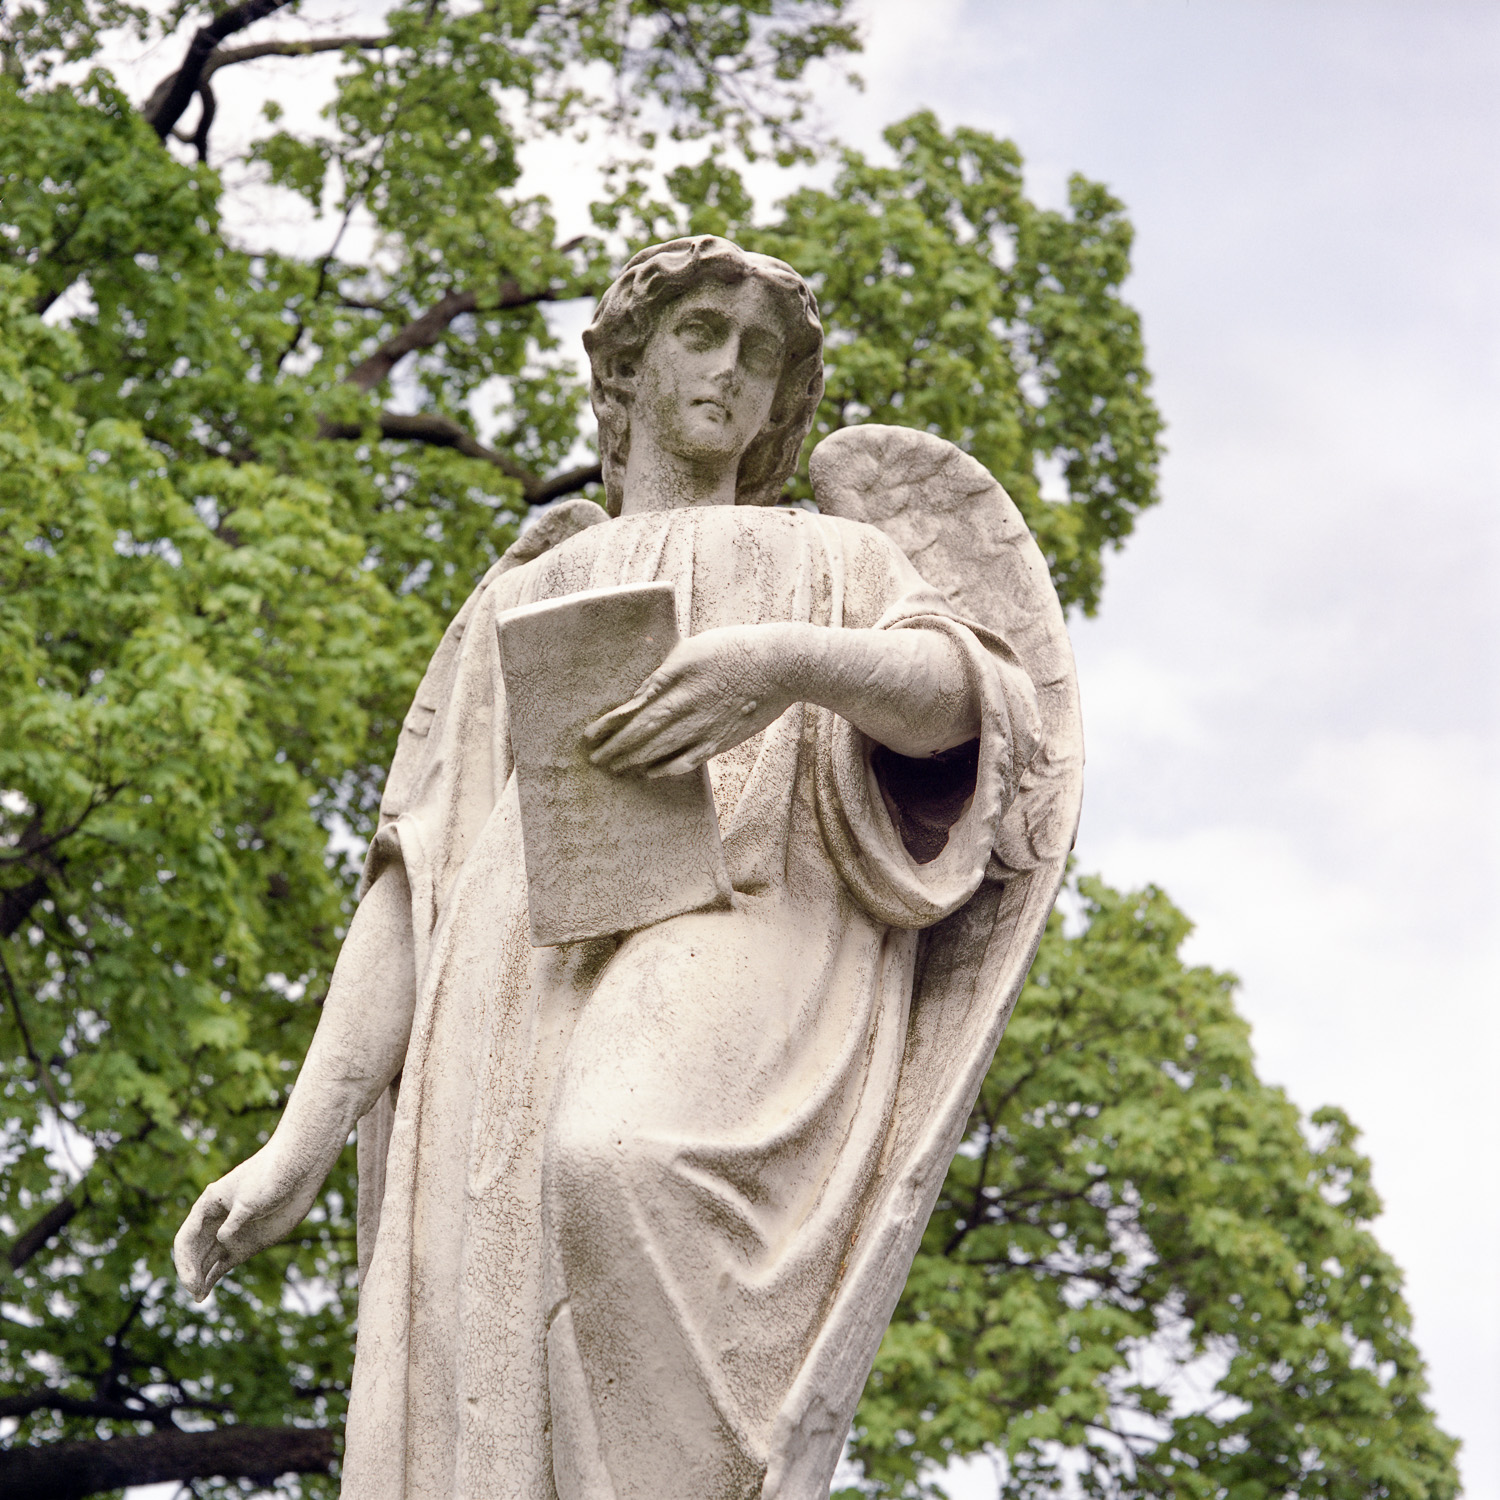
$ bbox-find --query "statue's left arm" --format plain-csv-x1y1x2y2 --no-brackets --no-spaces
585,621,979,775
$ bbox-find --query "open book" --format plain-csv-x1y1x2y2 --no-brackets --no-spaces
497,582,732,947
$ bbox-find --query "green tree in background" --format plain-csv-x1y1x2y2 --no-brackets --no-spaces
0,1,1456,1495
844,882,1459,1499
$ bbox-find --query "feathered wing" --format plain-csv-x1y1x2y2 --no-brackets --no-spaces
763,425,1083,1497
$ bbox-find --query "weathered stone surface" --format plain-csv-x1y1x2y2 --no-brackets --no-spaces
174,235,1081,1500
498,581,731,945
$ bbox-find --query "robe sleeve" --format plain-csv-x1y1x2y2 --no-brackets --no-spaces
354,563,531,1282
358,561,528,977
812,523,1041,931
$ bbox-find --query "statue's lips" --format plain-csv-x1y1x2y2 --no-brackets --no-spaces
688,397,732,422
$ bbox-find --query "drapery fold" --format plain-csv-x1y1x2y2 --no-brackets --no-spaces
342,506,1038,1500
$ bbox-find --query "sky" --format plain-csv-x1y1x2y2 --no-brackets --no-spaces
811,2,1497,1491
104,1,1498,1494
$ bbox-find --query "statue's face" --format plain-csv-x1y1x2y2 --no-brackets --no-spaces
631,277,787,474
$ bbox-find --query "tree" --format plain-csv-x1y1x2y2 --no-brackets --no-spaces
0,258,405,1498
0,6,865,1494
0,2,1455,1496
841,880,1460,1499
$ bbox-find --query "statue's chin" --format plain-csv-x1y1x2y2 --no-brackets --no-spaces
660,405,750,460
673,438,743,468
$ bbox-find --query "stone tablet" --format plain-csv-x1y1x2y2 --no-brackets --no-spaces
497,580,732,946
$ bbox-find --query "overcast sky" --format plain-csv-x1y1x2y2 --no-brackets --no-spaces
815,2,1497,1490
112,1,1497,1494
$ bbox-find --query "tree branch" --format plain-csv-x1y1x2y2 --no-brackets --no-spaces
0,946,71,1124
145,0,298,141
6,1193,80,1273
945,1115,1000,1257
329,267,601,501
201,34,386,74
346,289,478,392
529,462,606,507
319,411,527,481
1,786,122,937
345,279,568,391
0,1390,174,1425
189,76,217,162
0,1425,334,1500
0,872,49,940
0,800,108,867
142,33,387,160
319,412,601,504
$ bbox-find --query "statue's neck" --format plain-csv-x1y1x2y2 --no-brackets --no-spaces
618,438,739,516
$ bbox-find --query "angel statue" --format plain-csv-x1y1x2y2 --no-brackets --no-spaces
175,235,1082,1500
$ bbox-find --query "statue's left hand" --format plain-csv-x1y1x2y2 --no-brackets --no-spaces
585,624,797,777
586,619,980,771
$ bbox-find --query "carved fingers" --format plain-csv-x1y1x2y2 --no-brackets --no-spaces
584,627,792,777
173,1149,319,1302
174,1179,235,1302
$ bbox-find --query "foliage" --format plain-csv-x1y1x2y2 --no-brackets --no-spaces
0,0,1454,1495
598,111,1164,613
0,265,405,1495
841,880,1460,1499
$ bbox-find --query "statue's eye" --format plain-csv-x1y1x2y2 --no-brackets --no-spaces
676,314,725,350
741,334,783,378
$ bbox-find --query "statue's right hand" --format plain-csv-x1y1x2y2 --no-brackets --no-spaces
173,1144,322,1302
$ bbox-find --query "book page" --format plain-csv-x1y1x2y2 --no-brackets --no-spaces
497,582,732,946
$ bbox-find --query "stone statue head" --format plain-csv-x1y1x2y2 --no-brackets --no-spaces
584,235,825,516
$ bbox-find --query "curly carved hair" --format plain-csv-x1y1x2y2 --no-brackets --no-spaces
583,236,825,516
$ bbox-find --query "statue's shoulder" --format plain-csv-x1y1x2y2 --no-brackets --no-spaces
407,499,609,726
796,504,926,593
721,500,892,548
804,505,903,551
703,502,905,579
485,497,611,587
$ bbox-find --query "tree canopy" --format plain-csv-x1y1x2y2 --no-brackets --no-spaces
844,882,1459,1500
0,1,1456,1496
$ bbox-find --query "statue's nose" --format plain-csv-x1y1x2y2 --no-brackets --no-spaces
705,334,745,390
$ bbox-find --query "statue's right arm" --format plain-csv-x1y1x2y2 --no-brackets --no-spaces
174,863,417,1301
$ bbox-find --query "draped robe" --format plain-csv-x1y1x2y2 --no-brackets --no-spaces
342,503,1040,1500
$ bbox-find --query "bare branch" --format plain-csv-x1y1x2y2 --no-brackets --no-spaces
0,1390,174,1425
0,1425,335,1500
329,269,601,502
529,462,606,506
0,947,70,1123
143,33,386,149
202,34,387,74
320,411,527,482
145,0,298,141
0,800,110,868
346,280,567,392
346,290,478,392
189,78,216,163
319,412,600,505
0,873,49,941
6,1194,81,1274
0,785,124,937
